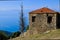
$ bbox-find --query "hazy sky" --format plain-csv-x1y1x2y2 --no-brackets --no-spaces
0,0,59,32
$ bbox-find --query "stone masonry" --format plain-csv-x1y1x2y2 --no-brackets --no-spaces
29,7,58,35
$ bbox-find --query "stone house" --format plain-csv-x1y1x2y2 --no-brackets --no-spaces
29,7,60,34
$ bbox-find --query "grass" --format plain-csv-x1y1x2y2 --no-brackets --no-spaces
9,29,60,40
25,29,60,39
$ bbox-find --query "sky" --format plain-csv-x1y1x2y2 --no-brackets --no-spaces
0,0,59,32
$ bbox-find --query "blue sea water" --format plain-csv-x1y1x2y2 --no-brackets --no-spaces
0,10,29,32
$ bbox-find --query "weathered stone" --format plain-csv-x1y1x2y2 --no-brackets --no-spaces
29,7,58,35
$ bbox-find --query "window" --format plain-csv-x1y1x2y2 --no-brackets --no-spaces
32,16,36,22
47,16,52,23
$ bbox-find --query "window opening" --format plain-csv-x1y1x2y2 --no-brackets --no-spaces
47,16,52,23
32,16,36,22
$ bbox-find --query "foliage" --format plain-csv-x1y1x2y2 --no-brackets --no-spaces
10,31,21,38
0,30,21,40
0,30,10,40
26,25,29,31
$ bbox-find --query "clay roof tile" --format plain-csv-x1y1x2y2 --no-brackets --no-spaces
30,7,56,14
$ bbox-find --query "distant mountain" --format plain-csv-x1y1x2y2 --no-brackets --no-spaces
0,30,12,36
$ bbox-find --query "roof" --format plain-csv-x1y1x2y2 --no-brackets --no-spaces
30,7,56,14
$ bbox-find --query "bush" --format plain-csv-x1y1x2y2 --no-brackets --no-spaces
10,31,21,38
0,31,9,40
26,25,29,31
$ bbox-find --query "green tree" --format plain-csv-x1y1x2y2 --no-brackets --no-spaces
0,31,9,40
10,31,21,38
26,25,29,31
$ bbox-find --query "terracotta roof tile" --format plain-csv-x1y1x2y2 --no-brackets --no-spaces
30,7,56,14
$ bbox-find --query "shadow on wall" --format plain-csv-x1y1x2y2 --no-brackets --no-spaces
56,12,60,29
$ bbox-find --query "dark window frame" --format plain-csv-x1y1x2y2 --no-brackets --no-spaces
47,14,52,23
32,16,36,22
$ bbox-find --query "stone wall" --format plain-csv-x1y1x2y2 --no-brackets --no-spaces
29,13,56,35
47,13,56,30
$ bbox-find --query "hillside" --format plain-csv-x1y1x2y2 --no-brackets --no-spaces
0,30,12,40
9,29,60,40
0,30,12,36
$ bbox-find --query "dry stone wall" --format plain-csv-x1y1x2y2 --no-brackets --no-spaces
29,13,56,35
